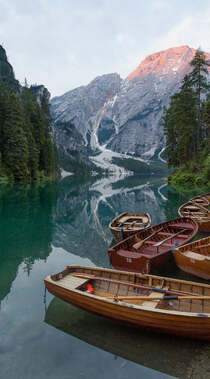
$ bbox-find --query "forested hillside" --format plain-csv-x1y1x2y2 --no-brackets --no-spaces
0,45,60,182
162,49,210,187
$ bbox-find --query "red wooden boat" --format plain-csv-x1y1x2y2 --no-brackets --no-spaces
108,217,198,274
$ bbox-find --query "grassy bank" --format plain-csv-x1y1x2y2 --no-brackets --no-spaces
168,155,210,189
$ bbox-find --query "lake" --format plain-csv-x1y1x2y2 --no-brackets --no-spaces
0,174,209,378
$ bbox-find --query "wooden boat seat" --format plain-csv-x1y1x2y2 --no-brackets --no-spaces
55,275,90,290
141,288,168,308
118,216,132,223
133,240,158,250
143,240,156,245
117,249,140,258
161,242,173,247
183,251,207,261
184,205,200,209
133,241,174,252
158,232,172,237
162,242,186,248
158,231,187,239
169,224,193,230
182,212,205,217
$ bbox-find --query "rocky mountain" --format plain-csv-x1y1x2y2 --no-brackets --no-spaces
0,45,20,92
51,46,210,173
30,84,51,105
51,73,122,142
0,45,50,102
51,73,123,174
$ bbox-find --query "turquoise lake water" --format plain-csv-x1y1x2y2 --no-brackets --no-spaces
0,175,209,378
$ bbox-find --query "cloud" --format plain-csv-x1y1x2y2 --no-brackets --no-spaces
0,0,209,97
154,11,210,53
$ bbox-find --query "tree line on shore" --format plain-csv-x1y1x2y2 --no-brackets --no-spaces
0,82,60,182
162,49,210,186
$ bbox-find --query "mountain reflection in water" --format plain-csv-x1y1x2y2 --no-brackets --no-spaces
52,175,170,267
52,174,204,273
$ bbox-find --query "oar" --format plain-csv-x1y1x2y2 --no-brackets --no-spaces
154,229,186,247
134,227,163,249
72,272,201,297
114,295,210,301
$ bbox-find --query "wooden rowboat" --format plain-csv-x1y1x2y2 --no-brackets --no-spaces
109,212,151,241
174,236,210,280
44,265,210,340
178,198,210,233
108,217,198,274
191,193,210,206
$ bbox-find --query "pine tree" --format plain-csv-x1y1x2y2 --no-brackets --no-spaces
20,86,39,179
203,99,210,152
2,93,30,181
189,49,210,160
162,101,179,167
163,74,197,167
0,83,8,153
177,75,197,163
0,44,60,182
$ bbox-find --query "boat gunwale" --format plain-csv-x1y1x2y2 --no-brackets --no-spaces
44,265,210,318
174,236,210,254
49,264,210,288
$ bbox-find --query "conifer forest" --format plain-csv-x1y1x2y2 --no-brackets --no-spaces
162,49,210,186
0,45,60,182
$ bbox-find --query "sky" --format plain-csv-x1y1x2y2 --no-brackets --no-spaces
0,0,210,98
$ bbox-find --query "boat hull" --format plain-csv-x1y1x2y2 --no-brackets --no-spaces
109,212,151,241
178,195,210,233
195,220,210,233
109,248,174,274
108,217,198,274
45,275,210,341
174,237,210,280
174,250,210,279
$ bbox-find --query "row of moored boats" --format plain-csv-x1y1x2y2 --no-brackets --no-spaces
45,193,210,341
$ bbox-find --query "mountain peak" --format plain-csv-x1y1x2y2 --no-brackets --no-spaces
127,46,210,81
0,45,8,61
0,44,20,92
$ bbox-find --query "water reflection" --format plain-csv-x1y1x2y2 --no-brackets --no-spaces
0,175,209,378
52,175,204,271
163,186,202,221
0,183,57,304
52,175,169,267
45,297,207,379
0,175,205,306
